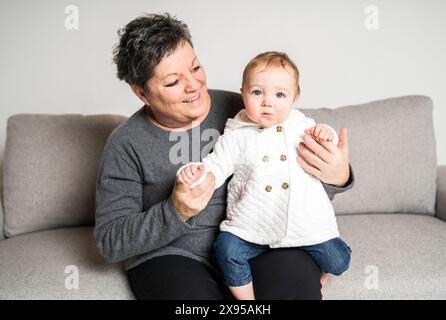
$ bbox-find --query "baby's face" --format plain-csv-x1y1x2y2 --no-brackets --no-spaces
241,65,298,128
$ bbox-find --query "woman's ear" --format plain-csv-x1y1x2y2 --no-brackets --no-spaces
131,84,150,106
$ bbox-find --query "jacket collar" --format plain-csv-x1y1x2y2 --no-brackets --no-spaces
224,108,305,133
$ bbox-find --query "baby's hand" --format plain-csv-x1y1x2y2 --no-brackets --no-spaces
177,163,206,187
304,124,334,143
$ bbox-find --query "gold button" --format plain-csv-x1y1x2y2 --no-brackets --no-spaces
265,185,272,192
282,183,289,190
262,155,269,162
280,155,287,161
258,126,264,133
276,126,283,132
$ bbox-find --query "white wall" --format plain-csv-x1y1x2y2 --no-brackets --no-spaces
1,0,445,165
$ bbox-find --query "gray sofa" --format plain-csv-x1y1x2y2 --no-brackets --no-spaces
0,90,445,299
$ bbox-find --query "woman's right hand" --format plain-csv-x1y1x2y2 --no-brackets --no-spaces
171,171,216,221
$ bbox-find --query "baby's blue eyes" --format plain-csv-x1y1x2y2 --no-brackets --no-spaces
251,90,285,98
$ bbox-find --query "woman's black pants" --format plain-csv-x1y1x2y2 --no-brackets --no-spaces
128,248,322,300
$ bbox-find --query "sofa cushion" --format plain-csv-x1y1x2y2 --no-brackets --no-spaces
0,227,133,299
302,96,437,215
3,114,126,237
324,214,446,299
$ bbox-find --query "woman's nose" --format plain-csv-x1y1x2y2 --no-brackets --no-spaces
185,75,201,92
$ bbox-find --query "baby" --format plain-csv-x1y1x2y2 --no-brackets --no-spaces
177,51,352,300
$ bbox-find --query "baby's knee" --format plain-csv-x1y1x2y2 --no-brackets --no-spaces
327,249,351,276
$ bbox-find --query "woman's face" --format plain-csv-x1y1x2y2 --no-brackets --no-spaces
136,41,211,131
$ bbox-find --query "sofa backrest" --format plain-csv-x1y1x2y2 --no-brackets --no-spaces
3,114,126,237
302,95,437,216
1,92,438,237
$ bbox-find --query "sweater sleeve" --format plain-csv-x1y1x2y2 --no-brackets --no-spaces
94,138,192,263
322,164,355,200
201,131,240,189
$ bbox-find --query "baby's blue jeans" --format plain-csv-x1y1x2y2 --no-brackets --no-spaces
214,231,352,287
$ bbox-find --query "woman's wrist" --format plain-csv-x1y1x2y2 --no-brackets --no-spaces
331,166,351,187
171,195,190,221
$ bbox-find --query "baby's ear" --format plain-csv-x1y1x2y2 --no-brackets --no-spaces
293,93,300,104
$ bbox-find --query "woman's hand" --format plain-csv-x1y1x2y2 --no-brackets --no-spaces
297,128,350,187
171,171,216,221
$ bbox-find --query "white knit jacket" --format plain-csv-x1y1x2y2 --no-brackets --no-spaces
198,109,340,247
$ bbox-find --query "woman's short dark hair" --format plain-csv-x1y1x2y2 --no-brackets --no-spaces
113,13,192,91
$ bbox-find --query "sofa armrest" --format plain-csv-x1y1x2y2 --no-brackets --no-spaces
436,165,446,222
0,164,4,240
0,197,3,240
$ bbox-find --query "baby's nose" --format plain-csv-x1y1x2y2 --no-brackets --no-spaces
261,97,273,107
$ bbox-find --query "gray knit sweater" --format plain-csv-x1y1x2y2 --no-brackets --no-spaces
94,91,353,271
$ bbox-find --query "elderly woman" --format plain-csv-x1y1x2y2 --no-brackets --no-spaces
94,13,353,300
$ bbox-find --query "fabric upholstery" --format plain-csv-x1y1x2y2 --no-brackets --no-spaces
1,216,445,299
302,96,437,215
0,227,133,299
3,114,126,237
324,214,446,299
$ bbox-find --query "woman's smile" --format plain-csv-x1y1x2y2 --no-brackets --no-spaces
182,92,201,104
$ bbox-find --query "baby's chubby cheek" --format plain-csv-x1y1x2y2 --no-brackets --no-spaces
244,109,260,123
